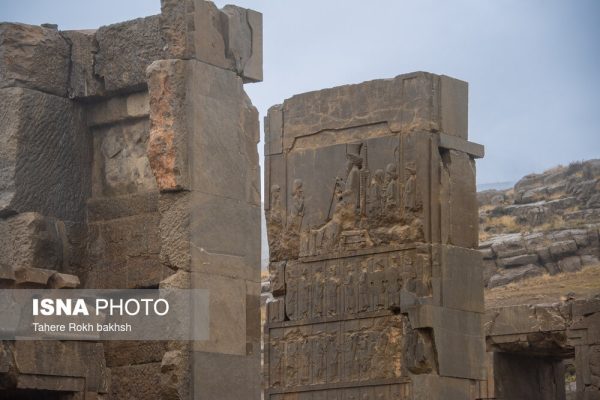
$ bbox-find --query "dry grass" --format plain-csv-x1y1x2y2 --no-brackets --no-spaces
479,215,521,241
479,204,496,212
485,265,600,309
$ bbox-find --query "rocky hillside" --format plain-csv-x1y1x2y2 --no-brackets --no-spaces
478,159,600,288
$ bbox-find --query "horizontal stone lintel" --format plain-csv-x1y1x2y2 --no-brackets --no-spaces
438,132,484,158
265,377,411,396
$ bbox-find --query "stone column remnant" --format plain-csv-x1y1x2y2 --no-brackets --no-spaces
264,72,486,399
0,0,262,398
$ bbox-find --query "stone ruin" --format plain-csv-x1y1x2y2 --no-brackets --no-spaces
3,1,597,399
483,296,600,399
263,72,488,399
0,0,262,398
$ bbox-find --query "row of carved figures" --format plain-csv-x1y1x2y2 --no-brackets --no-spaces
269,321,403,388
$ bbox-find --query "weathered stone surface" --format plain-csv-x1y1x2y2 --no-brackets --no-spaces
439,132,484,159
485,303,569,337
159,0,262,82
276,72,469,153
558,255,582,273
61,30,105,99
439,245,484,312
87,91,149,127
490,236,526,259
497,253,539,268
193,352,260,400
268,261,286,296
157,192,191,271
10,341,108,393
87,191,158,222
0,87,90,221
488,264,544,288
0,212,66,271
440,149,479,248
146,60,189,191
1,2,263,398
47,272,80,288
0,23,69,96
14,267,55,287
110,363,161,399
549,240,578,258
160,349,191,399
264,73,483,399
91,118,157,197
191,272,248,356
95,15,165,92
105,341,167,367
84,213,174,289
409,305,485,380
147,58,260,200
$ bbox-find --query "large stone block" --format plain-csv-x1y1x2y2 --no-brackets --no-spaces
0,23,69,96
11,341,108,393
437,245,484,313
440,149,479,248
146,60,189,191
109,363,161,399
61,30,105,99
104,341,168,367
95,15,165,92
159,0,263,82
147,58,260,200
193,351,261,400
270,72,468,153
87,91,150,127
190,192,260,264
87,191,159,222
409,305,486,380
91,118,157,197
0,87,90,221
0,212,67,271
191,272,250,356
485,303,569,337
84,212,174,288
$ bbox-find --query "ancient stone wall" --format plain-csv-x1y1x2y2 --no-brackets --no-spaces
264,72,487,399
484,296,600,399
0,1,262,398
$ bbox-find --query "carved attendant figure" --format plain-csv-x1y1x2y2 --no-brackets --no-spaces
289,178,305,232
403,163,418,212
358,267,370,312
344,143,363,213
368,169,385,217
384,163,399,211
326,264,340,316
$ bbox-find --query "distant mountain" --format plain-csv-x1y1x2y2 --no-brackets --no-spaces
478,159,600,288
477,181,515,192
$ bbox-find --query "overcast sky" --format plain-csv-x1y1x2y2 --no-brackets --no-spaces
2,0,598,185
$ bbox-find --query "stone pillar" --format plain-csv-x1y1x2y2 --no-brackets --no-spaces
569,298,600,400
0,0,262,398
264,72,486,399
0,22,107,397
